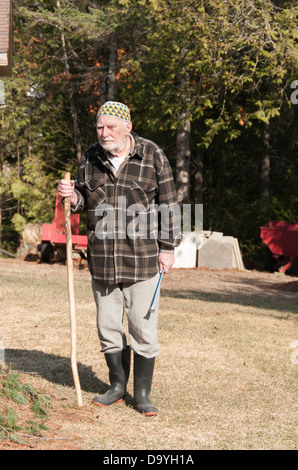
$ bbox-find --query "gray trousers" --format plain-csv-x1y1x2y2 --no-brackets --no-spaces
92,273,160,358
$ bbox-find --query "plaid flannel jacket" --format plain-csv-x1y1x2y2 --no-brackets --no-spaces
72,131,181,284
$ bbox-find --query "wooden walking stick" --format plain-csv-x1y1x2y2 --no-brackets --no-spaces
64,171,83,407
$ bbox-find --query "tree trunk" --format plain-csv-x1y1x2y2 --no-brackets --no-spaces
108,32,117,101
69,99,82,163
260,124,270,201
176,114,191,205
194,148,203,204
56,0,82,164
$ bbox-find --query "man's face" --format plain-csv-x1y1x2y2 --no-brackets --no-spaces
96,115,132,155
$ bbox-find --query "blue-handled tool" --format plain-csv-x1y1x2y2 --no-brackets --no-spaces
144,269,164,319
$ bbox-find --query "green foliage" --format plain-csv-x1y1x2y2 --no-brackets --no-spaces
0,405,20,434
0,364,51,443
0,0,297,262
10,155,57,223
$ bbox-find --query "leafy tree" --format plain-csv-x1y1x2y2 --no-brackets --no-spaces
1,0,297,264
115,0,298,259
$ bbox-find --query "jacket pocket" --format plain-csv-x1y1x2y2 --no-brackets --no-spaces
84,177,106,206
127,180,157,211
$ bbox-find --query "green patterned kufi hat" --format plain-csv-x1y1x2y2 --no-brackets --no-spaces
97,101,131,122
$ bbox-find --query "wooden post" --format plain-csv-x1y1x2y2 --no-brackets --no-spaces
64,171,83,407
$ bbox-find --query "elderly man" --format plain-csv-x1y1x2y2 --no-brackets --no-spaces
58,101,180,416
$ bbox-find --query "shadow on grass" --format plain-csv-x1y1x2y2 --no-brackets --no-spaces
4,348,108,394
161,277,298,316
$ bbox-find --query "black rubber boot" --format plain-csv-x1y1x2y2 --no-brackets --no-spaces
92,347,131,407
134,353,158,416
122,346,131,387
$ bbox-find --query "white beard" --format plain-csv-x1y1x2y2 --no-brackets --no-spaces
100,136,126,155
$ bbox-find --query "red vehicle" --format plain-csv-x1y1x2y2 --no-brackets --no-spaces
260,220,298,273
39,190,87,262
